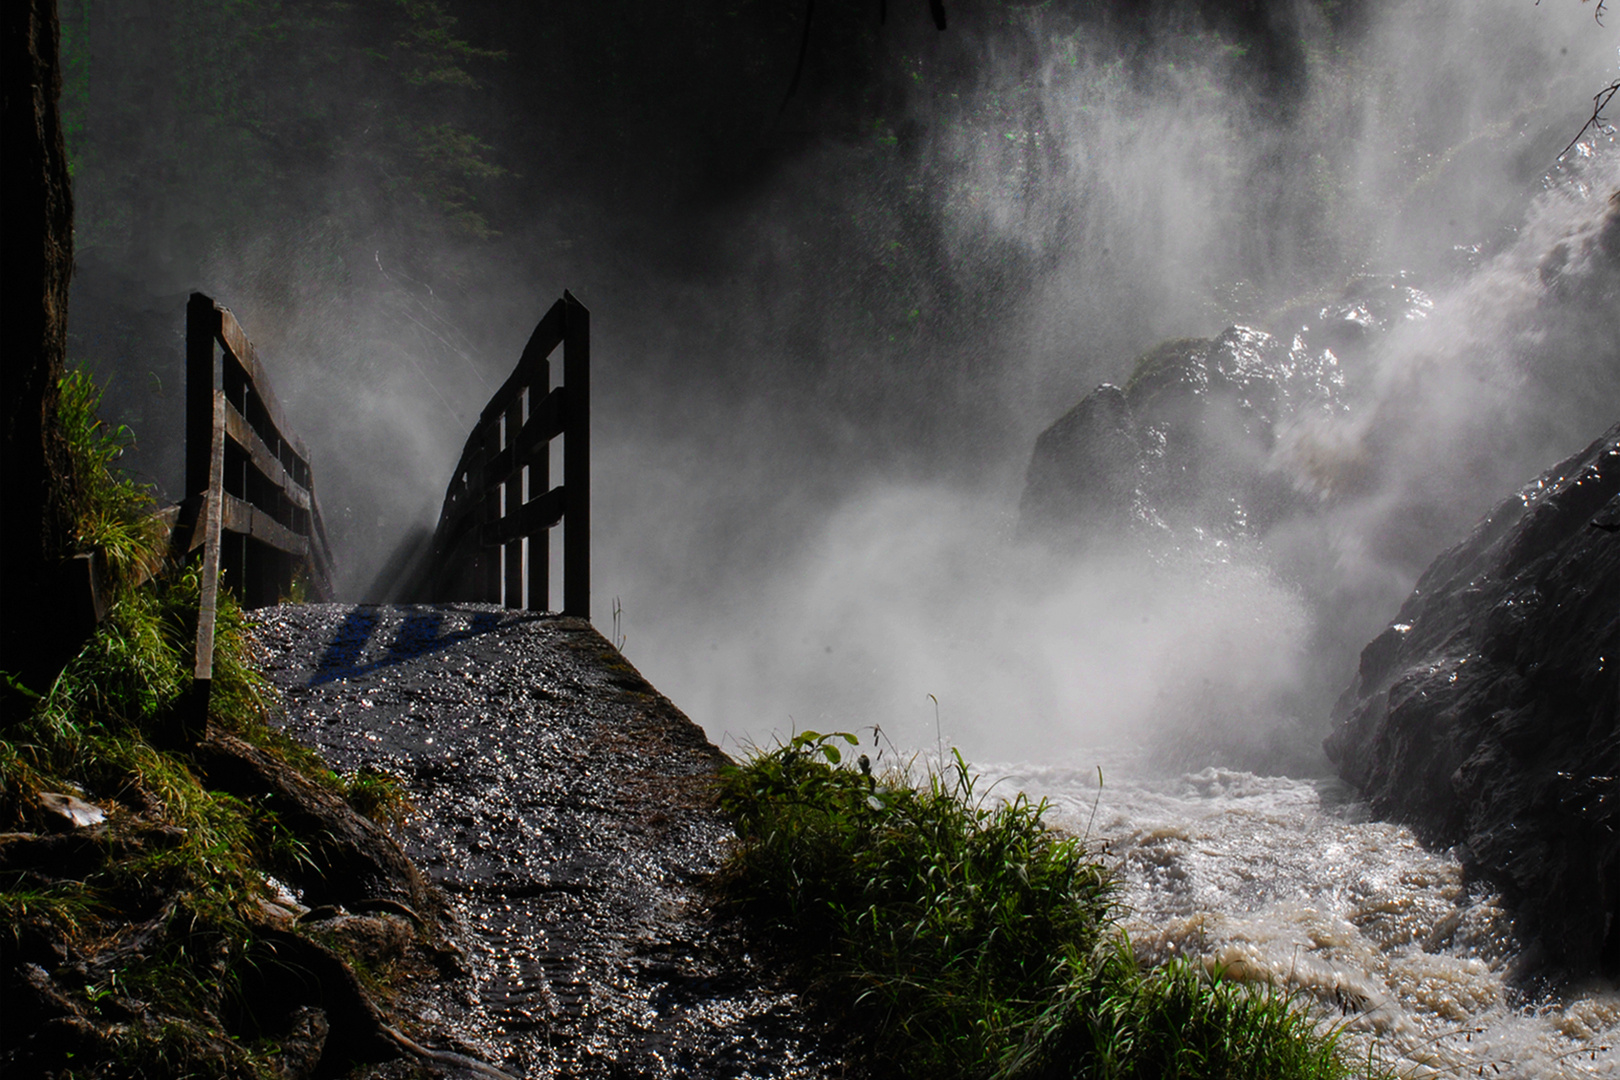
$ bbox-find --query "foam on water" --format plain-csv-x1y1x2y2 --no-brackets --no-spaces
985,754,1619,1078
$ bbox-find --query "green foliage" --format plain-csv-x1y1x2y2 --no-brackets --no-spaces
1008,942,1361,1080
57,366,167,588
409,122,509,239
393,0,507,87
59,0,510,261
1,567,346,1078
341,764,417,829
715,732,1378,1080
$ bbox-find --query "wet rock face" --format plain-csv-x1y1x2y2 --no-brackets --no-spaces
1324,424,1620,977
1019,275,1422,543
252,604,850,1078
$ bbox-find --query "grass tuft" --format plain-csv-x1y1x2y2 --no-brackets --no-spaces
341,765,417,829
0,366,420,1075
57,365,168,587
715,731,1383,1080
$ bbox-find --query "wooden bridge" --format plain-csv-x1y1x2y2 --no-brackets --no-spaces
121,290,593,728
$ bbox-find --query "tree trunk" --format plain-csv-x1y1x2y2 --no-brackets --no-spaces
3,0,82,697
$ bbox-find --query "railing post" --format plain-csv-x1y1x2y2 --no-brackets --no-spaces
479,425,501,603
563,292,590,620
535,353,552,611
503,393,524,609
186,390,228,741
186,294,220,499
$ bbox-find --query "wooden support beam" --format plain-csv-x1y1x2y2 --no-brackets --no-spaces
503,392,524,609
187,295,220,499
563,292,590,620
223,399,311,511
189,391,228,738
482,486,566,548
535,353,552,611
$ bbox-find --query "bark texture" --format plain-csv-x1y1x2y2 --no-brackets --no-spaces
2,0,81,693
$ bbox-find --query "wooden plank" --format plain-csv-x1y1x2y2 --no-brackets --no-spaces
478,387,567,493
194,392,228,686
215,303,306,471
482,486,565,548
223,400,311,510
503,393,524,608
221,492,310,557
187,295,220,497
478,298,566,428
534,353,552,611
478,424,501,603
563,292,590,620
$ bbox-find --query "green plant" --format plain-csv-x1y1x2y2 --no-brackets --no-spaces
1007,941,1361,1080
716,732,1117,1076
715,732,1378,1080
0,562,376,1078
342,765,417,828
56,366,167,587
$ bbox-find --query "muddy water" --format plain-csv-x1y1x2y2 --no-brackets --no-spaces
986,752,1618,1079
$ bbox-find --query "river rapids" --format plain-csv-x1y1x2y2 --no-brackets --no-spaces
979,753,1617,1079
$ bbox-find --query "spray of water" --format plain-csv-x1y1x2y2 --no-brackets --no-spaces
70,0,1617,768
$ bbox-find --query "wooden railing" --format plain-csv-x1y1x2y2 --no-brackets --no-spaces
180,292,335,713
414,291,590,617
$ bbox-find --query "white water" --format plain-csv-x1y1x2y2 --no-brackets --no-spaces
981,754,1619,1079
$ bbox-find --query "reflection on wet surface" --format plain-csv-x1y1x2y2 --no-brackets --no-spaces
309,607,508,686
254,603,848,1078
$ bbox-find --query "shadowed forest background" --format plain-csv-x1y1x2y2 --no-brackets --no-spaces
62,0,1616,758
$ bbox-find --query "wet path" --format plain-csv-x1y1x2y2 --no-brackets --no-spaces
251,604,846,1079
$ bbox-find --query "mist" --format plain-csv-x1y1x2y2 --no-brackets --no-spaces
67,0,1618,770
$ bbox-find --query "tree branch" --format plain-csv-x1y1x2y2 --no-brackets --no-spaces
1560,79,1620,160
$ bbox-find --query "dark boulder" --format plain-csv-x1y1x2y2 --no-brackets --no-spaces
1019,275,1422,544
1324,423,1620,976
1019,383,1142,537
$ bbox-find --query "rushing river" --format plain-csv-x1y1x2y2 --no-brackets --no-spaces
978,753,1618,1079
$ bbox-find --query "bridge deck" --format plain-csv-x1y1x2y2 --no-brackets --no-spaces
252,603,843,1077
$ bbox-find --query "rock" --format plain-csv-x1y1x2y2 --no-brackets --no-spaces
1019,276,1420,544
1324,422,1620,976
190,729,435,912
36,791,106,829
270,1005,330,1080
1019,383,1141,538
